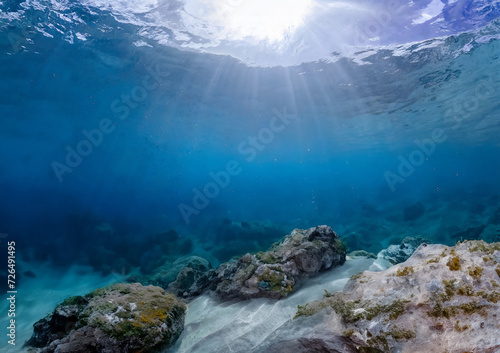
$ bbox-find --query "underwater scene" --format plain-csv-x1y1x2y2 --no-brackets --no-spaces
1,0,500,352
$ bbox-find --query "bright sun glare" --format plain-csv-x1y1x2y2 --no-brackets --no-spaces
196,0,313,43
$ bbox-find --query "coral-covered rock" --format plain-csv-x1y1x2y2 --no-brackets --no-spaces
26,283,186,353
212,225,347,300
282,240,500,353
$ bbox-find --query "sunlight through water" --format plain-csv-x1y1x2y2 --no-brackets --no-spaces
184,0,313,43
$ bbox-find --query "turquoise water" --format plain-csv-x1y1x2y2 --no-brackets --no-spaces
0,0,500,310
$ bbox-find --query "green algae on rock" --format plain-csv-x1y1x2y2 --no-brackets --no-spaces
26,283,186,353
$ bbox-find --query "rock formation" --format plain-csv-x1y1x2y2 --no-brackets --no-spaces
26,226,500,353
26,283,186,353
378,236,428,264
257,240,500,352
212,225,347,300
127,256,213,299
131,225,347,301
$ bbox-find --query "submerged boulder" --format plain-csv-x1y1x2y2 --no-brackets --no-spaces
26,283,186,353
167,257,215,299
280,240,500,353
378,236,428,264
128,256,213,299
212,225,347,300
127,226,347,301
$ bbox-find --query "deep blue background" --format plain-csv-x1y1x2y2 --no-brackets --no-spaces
0,2,499,276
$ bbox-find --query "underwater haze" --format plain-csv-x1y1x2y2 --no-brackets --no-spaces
1,0,500,350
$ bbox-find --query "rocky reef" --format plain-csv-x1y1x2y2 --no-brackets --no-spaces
26,283,186,353
27,225,500,353
131,225,347,301
259,240,500,353
211,225,347,300
25,225,347,352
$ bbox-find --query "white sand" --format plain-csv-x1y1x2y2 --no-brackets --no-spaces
167,256,391,353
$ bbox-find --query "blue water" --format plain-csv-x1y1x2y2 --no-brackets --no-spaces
0,0,500,293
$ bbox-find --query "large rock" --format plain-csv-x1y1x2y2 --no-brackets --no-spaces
128,226,347,301
281,240,500,353
378,236,428,264
26,283,186,353
128,256,213,299
212,225,347,300
167,257,215,299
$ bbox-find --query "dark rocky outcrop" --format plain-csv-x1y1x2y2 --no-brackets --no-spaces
167,258,216,299
26,283,186,353
128,256,213,299
212,225,347,300
378,236,428,264
130,226,347,301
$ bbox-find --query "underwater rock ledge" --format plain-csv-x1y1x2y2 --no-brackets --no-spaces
25,283,186,353
256,240,500,353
